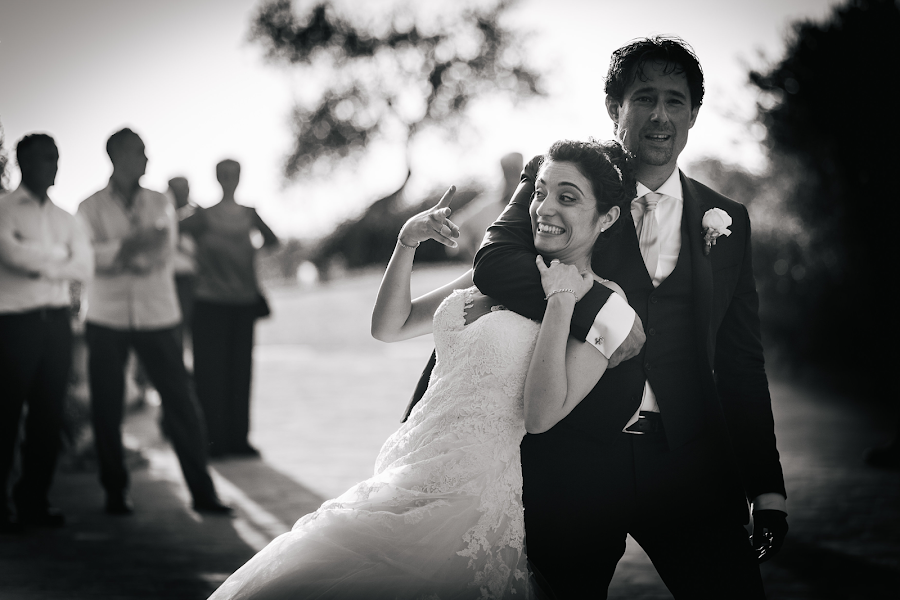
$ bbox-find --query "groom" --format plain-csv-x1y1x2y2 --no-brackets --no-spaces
406,37,787,598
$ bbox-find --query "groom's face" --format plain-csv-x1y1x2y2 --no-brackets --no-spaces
606,60,699,172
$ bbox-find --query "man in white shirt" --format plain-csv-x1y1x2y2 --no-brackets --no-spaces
77,128,230,516
0,133,93,532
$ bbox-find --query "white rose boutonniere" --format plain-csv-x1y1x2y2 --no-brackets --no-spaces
701,208,732,255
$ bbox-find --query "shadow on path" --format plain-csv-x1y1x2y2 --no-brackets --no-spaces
768,539,900,600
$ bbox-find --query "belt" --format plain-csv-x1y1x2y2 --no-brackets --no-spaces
624,411,664,435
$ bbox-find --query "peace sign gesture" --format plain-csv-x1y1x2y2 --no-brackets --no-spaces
397,186,460,249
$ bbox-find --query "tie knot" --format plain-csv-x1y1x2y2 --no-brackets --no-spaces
640,192,662,212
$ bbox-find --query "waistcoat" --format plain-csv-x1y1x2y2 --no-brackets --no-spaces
548,209,706,449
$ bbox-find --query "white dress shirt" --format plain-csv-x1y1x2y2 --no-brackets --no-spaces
622,168,684,429
0,185,94,313
77,183,181,330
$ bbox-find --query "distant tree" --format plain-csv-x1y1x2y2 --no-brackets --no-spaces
250,0,543,180
748,0,899,388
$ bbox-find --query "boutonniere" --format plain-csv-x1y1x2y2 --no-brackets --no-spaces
701,208,732,255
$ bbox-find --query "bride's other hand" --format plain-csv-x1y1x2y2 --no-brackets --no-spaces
398,186,460,248
535,256,593,301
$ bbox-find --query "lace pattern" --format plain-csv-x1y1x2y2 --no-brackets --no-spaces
210,287,539,600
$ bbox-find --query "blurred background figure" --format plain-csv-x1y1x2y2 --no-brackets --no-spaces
180,159,279,459
166,176,198,365
0,133,93,532
77,128,230,516
446,152,523,262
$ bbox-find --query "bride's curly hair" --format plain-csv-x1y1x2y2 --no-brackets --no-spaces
539,138,636,246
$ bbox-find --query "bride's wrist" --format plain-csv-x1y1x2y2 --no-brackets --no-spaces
544,288,578,302
397,235,420,250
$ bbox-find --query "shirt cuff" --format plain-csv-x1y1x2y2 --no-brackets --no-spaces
585,293,635,359
752,493,787,514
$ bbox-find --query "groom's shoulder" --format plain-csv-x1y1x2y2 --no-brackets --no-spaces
683,174,748,216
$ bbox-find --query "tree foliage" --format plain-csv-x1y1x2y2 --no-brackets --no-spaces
747,0,899,384
250,0,542,179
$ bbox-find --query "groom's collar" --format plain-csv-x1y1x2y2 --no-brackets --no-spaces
635,167,683,201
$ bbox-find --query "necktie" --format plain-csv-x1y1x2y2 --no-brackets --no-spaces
634,192,662,278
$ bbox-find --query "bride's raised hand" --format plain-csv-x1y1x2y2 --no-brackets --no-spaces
398,186,460,249
535,256,593,302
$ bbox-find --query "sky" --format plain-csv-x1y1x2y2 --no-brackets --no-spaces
0,0,842,240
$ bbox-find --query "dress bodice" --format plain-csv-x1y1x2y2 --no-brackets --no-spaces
375,287,539,476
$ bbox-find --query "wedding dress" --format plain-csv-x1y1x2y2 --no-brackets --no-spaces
209,287,539,599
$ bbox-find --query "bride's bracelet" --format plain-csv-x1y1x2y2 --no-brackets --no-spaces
544,288,577,301
397,236,420,250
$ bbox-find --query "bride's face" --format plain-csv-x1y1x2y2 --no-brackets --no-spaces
530,160,605,266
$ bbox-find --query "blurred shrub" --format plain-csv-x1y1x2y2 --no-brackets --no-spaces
310,179,481,279
742,0,899,392
688,157,830,372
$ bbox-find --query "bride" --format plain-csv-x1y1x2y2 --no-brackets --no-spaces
208,139,640,599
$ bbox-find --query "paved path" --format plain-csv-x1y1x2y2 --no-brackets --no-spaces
1,265,897,599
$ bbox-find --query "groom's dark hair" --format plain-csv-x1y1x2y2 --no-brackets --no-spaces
605,36,705,111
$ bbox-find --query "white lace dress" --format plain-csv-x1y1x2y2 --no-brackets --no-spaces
209,287,539,600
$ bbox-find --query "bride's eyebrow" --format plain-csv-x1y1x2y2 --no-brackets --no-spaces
558,181,584,194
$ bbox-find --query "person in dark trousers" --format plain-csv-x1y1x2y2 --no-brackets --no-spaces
180,159,279,458
77,128,231,516
167,175,198,358
405,37,788,599
0,133,93,532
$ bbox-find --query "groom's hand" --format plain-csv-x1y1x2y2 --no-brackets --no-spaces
607,313,645,368
751,509,788,563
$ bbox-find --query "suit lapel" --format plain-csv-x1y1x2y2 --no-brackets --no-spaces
681,174,714,371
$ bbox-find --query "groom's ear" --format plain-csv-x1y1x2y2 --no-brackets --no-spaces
605,96,621,125
688,104,700,129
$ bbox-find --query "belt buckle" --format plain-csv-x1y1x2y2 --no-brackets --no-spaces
624,413,648,435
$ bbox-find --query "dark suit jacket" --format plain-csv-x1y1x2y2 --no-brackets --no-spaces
473,156,786,506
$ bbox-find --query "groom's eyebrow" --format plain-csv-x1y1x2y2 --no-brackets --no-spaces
630,86,688,100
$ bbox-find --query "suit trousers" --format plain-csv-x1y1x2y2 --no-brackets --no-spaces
0,308,71,516
522,427,765,600
84,323,217,504
191,300,256,456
